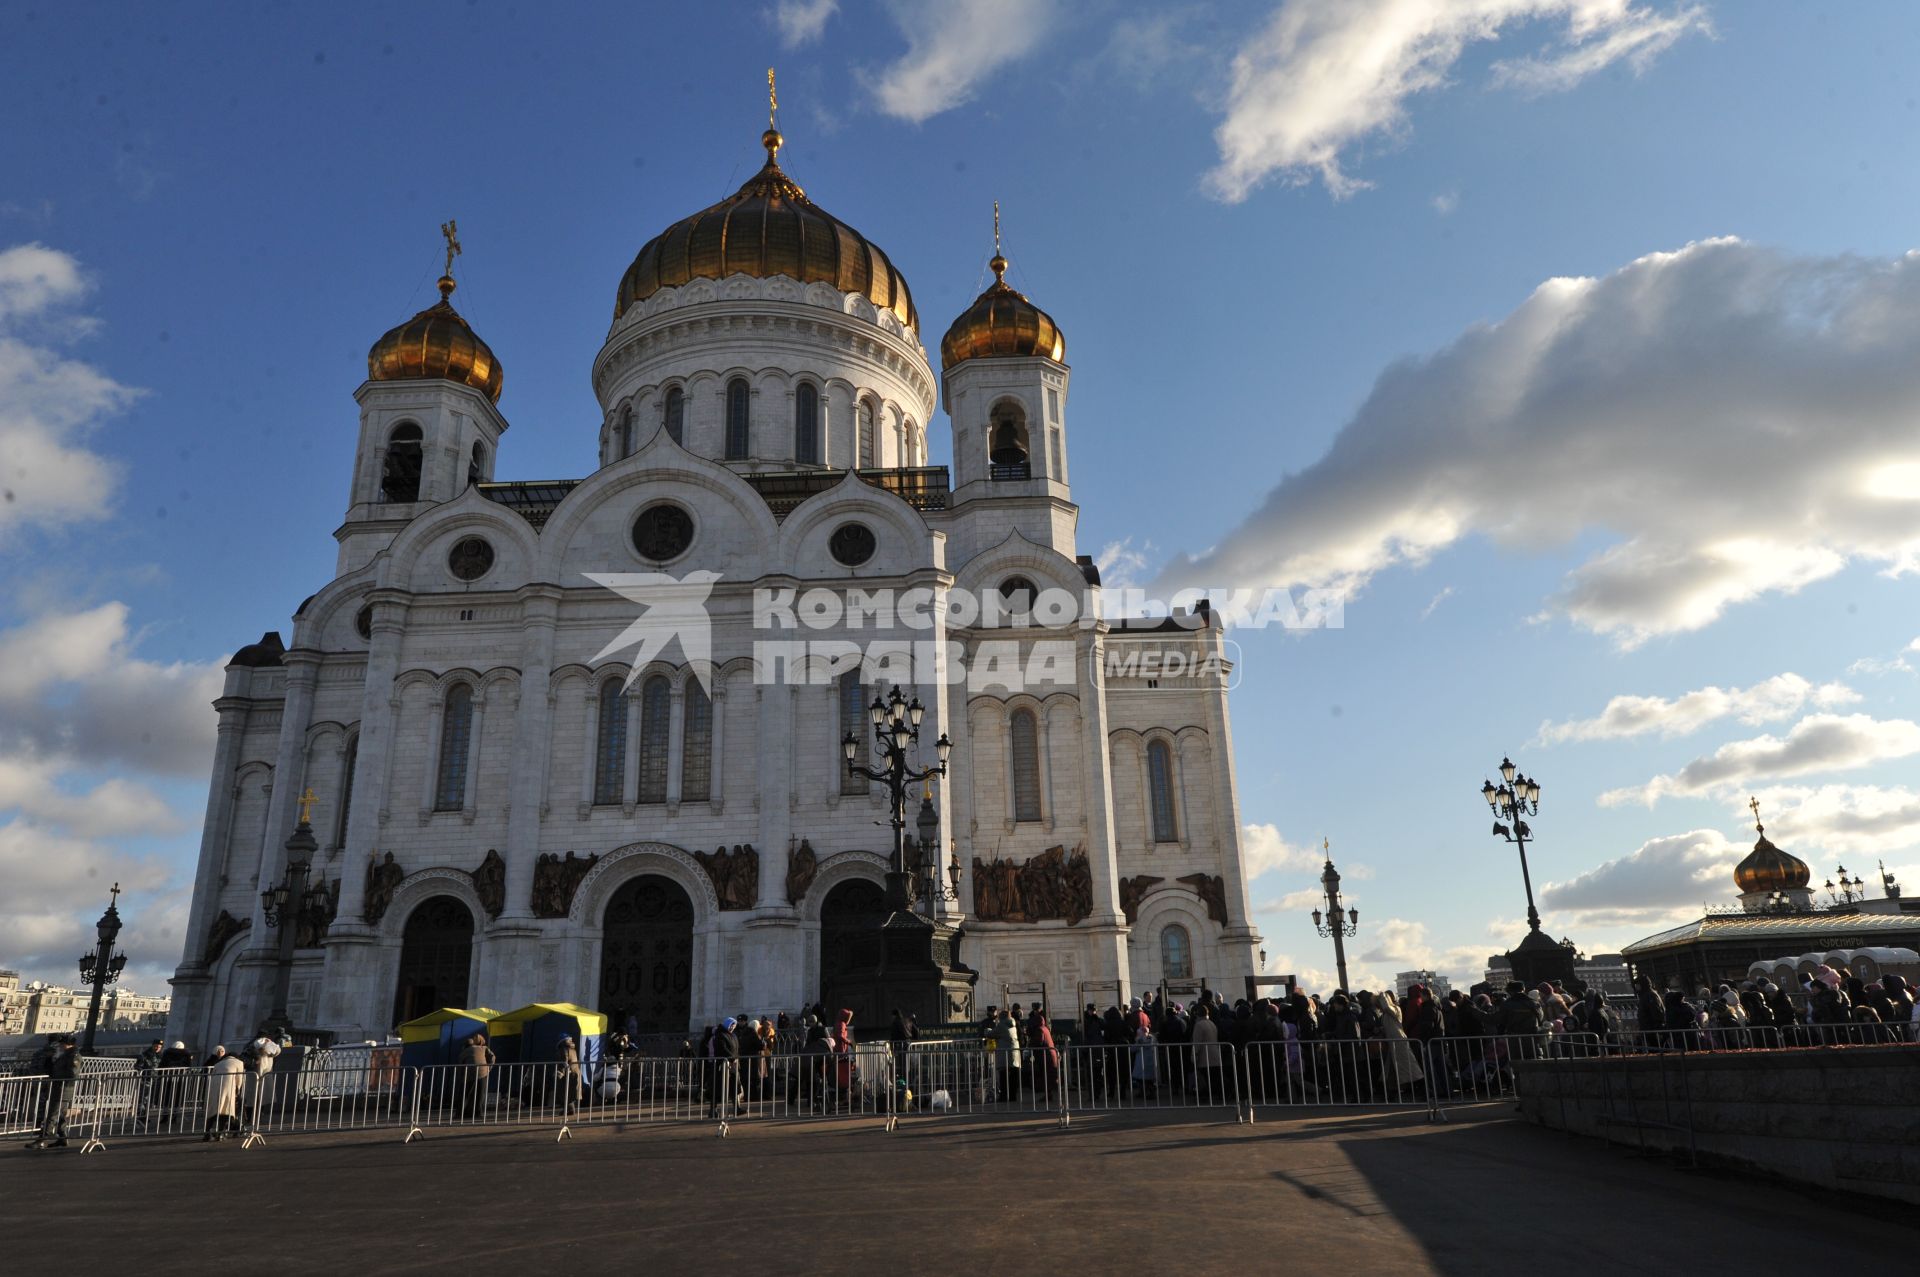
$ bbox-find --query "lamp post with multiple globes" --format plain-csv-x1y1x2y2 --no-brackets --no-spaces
77,885,130,1055
842,685,952,912
1308,841,1359,993
1480,757,1577,989
259,788,329,1037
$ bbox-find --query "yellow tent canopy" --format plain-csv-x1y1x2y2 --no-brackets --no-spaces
397,1007,500,1044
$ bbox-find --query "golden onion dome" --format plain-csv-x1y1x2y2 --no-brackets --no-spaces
1733,831,1811,895
616,130,917,332
367,275,503,403
940,252,1065,371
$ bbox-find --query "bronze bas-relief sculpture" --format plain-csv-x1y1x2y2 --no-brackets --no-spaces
972,845,1093,925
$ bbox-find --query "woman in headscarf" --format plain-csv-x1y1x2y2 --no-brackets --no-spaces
1026,1005,1060,1101
203,1046,244,1142
830,1009,856,1103
1375,989,1425,1095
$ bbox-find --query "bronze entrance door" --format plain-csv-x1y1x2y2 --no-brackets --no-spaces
818,878,888,1030
392,896,476,1029
598,875,695,1034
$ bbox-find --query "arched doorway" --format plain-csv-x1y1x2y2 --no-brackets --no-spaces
392,896,475,1028
818,878,888,1030
598,875,695,1033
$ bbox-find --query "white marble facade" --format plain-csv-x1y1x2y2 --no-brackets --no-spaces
167,157,1262,1047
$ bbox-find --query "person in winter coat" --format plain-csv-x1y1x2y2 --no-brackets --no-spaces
159,1040,193,1069
1634,974,1666,1037
1662,991,1698,1051
1375,990,1425,1093
1026,1006,1060,1099
203,1047,245,1142
706,1019,740,1118
1189,1005,1222,1101
459,1033,495,1116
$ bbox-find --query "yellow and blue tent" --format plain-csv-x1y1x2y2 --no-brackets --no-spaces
486,1003,607,1076
397,1006,499,1070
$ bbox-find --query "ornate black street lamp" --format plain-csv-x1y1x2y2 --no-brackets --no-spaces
1481,757,1545,935
1826,866,1866,907
77,885,129,1054
261,788,326,1036
1309,840,1358,993
843,686,952,911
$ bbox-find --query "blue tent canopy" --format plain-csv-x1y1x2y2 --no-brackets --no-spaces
396,1007,499,1070
486,1003,607,1078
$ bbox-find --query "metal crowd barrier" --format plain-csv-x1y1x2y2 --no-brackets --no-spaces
1055,1041,1245,1126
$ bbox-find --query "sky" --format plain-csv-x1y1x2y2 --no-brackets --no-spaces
4,0,1920,999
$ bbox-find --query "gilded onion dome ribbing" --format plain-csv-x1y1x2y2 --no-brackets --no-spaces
616,129,918,332
366,275,504,403
940,252,1064,370
1733,832,1811,895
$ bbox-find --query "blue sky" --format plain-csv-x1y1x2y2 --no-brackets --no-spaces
5,0,1920,996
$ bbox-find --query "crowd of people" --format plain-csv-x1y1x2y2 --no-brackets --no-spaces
20,1030,284,1150
1634,967,1919,1048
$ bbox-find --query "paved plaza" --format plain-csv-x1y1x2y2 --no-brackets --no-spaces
3,1109,1911,1272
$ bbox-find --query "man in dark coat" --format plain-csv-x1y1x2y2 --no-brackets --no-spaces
707,1018,740,1119
27,1035,77,1150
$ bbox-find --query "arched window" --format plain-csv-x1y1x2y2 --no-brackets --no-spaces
1161,924,1192,981
335,735,358,849
725,378,750,459
1010,708,1042,822
434,684,474,811
664,387,685,445
989,405,1030,479
998,576,1037,625
381,422,423,502
858,400,875,468
795,382,820,465
839,669,868,795
636,675,671,803
467,441,486,489
617,406,634,459
681,681,712,802
593,679,628,805
1147,739,1178,843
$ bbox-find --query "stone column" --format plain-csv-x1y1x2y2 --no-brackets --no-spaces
166,688,253,1047
247,651,321,937
666,682,686,808
1074,627,1131,987
319,594,408,1035
1197,624,1261,969
500,586,562,921
754,681,794,907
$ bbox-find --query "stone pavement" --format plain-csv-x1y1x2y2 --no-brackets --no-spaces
3,1108,1911,1272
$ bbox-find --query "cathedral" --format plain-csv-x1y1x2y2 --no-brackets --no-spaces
167,115,1262,1046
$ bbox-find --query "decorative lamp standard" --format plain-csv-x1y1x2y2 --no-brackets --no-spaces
842,686,952,912
1827,867,1866,907
77,884,130,1054
260,788,324,1037
1482,757,1545,935
1481,757,1577,988
1308,840,1359,992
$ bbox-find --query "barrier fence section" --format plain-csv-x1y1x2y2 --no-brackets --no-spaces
1055,1041,1245,1126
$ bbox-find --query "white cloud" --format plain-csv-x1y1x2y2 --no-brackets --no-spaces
1206,0,1708,201
0,602,225,776
0,820,180,970
871,0,1056,123
1256,888,1334,912
1538,673,1859,745
0,242,139,538
1748,784,1920,859
0,756,182,838
1600,714,1920,807
773,0,837,47
1430,189,1459,216
1420,585,1454,619
1539,828,1743,923
1158,239,1920,646
1359,917,1433,967
1241,822,1326,877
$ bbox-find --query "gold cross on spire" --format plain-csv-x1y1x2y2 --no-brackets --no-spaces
1323,836,1331,855
767,66,778,130
1749,795,1763,832
297,786,319,825
109,882,121,906
440,219,461,279
994,200,1002,255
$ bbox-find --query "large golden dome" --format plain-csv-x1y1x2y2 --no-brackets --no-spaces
615,131,917,332
940,252,1065,371
1733,832,1811,895
367,276,503,403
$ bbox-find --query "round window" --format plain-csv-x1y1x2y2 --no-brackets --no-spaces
632,503,695,563
354,605,373,641
448,536,495,581
830,522,876,567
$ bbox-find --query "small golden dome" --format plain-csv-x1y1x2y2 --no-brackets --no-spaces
1733,832,1811,895
940,253,1065,371
616,131,917,332
367,275,503,403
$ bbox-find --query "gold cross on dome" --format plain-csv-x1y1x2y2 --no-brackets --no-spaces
993,200,1001,255
297,786,319,824
767,67,778,130
1749,795,1762,831
110,882,121,905
440,219,461,278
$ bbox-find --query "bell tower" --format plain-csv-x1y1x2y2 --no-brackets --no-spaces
340,224,509,573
